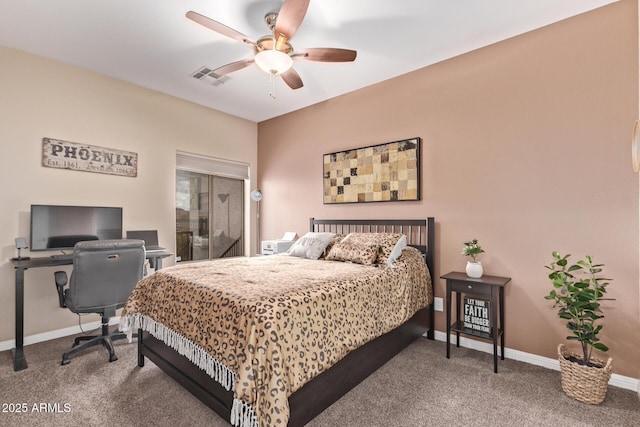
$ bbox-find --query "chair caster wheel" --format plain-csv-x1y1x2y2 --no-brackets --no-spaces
109,355,118,363
61,359,70,366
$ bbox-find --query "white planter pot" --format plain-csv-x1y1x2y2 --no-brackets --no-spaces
466,261,483,278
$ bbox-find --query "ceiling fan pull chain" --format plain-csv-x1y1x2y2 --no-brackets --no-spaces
269,72,276,99
268,22,278,99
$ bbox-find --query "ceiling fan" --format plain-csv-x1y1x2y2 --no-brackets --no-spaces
186,0,357,91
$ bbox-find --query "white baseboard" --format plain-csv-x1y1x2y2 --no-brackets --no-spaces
3,322,638,395
0,316,121,352
431,330,639,393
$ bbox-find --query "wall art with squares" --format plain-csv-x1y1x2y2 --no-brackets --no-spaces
323,137,420,204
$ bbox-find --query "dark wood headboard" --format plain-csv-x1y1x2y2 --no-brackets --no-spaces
309,218,435,275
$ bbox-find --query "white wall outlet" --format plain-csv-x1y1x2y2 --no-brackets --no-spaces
434,297,443,312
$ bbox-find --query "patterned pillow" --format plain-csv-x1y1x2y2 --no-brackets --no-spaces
318,234,344,260
376,233,407,266
329,232,405,266
287,232,335,260
325,233,380,265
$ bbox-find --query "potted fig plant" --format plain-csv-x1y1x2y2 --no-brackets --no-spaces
462,239,484,278
544,251,614,404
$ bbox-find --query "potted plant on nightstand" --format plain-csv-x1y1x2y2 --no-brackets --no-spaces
462,239,484,278
544,251,614,404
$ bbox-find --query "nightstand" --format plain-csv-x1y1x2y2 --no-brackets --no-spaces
441,271,511,373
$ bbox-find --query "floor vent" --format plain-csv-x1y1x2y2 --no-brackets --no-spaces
191,66,230,87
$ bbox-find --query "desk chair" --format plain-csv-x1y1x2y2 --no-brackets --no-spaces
54,239,145,365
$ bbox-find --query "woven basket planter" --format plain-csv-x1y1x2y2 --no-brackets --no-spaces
557,344,613,404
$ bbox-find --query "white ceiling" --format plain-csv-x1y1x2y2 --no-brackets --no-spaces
0,0,617,123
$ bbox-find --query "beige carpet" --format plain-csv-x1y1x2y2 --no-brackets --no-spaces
0,333,638,426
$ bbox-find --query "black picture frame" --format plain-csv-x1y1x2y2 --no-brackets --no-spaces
322,137,421,204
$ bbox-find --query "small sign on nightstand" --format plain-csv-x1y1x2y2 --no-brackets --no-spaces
463,297,490,333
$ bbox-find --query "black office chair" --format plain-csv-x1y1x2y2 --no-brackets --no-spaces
54,239,145,365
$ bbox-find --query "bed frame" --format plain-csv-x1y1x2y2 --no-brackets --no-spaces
137,218,435,427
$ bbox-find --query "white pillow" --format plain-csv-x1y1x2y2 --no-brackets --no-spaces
287,232,335,260
386,234,407,267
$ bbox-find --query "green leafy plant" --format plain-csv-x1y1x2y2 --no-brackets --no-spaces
461,239,484,262
544,252,613,367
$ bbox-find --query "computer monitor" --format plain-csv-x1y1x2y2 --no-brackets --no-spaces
30,205,123,251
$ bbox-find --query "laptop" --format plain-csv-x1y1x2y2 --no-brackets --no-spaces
126,230,165,252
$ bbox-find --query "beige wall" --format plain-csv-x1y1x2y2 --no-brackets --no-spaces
0,46,257,342
258,1,640,378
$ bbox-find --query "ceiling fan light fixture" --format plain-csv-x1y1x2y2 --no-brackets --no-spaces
255,49,293,75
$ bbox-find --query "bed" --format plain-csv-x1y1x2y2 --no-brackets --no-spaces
120,218,435,427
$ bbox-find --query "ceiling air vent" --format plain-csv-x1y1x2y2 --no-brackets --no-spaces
191,66,230,87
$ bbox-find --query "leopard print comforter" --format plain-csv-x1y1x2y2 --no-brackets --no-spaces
120,246,431,427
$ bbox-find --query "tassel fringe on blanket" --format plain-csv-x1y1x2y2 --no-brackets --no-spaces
120,313,259,427
231,398,259,427
119,314,235,391
120,313,248,396
120,313,260,427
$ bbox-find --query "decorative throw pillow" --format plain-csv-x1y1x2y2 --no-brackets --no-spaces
287,232,335,260
325,233,380,265
377,233,407,266
329,232,405,266
319,234,344,260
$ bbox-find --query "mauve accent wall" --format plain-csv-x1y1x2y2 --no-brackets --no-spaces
257,1,639,378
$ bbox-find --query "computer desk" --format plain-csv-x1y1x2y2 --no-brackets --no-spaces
9,250,172,371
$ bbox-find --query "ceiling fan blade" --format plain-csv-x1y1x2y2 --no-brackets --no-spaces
295,48,357,62
213,58,255,76
274,0,310,43
186,11,255,46
281,68,304,90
